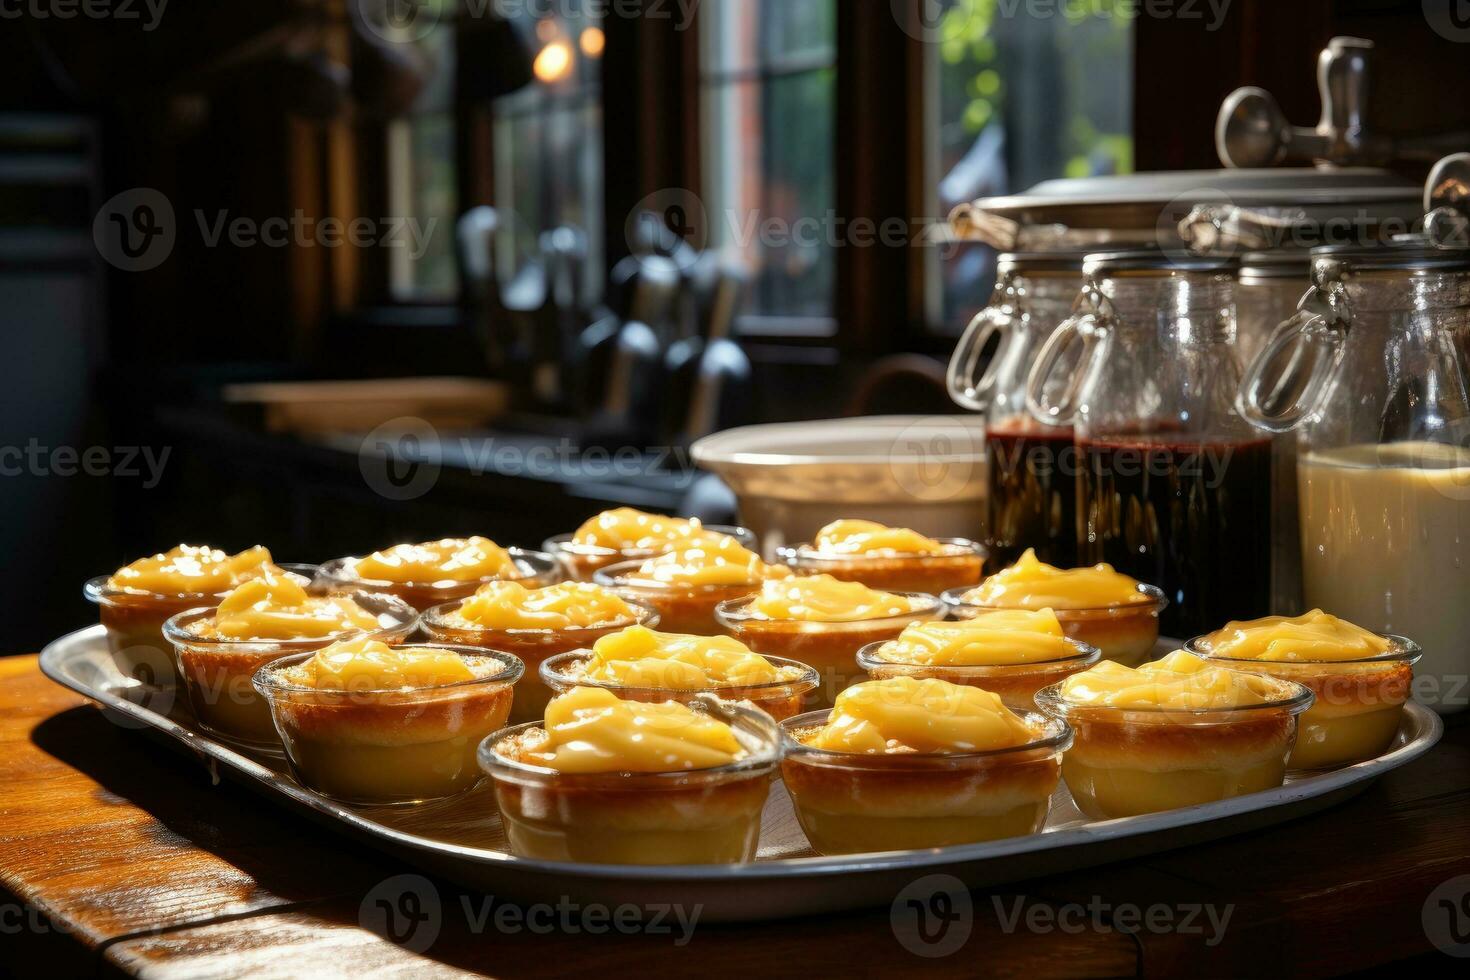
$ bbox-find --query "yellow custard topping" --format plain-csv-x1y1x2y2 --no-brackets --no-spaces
583,625,794,690
1060,651,1285,710
813,520,946,556
749,574,920,623
876,609,1076,666
286,637,476,690
197,573,379,640
521,686,746,773
630,537,781,587
572,507,726,552
452,581,636,631
354,537,514,584
1203,609,1393,663
108,544,278,595
804,676,1038,754
965,549,1148,610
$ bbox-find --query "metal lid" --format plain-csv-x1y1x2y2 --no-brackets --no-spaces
976,168,1416,212
996,251,1087,274
1310,243,1470,273
1238,250,1313,279
1082,248,1239,276
951,168,1421,252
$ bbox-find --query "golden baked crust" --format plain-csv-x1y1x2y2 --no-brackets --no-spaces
780,750,1060,819
271,679,514,746
793,551,984,594
425,619,630,659
616,581,759,635
545,656,810,721
1211,661,1412,719
1061,708,1294,772
732,618,922,667
862,659,1090,713
490,732,774,838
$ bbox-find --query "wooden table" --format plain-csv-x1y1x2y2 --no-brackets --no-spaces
3,653,1467,977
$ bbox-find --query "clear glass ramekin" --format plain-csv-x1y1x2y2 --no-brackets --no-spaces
543,524,758,582
943,583,1168,667
163,590,419,749
479,695,781,864
1185,632,1421,771
1034,677,1314,819
255,643,523,805
779,709,1071,855
592,560,765,635
714,592,945,707
84,562,320,689
538,650,820,721
316,548,561,611
420,596,660,723
855,636,1101,714
776,538,988,595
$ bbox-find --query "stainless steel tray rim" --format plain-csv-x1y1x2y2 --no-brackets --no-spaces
40,625,1443,885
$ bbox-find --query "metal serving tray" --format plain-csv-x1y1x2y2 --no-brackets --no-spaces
41,625,1442,923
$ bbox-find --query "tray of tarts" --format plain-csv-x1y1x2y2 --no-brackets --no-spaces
44,537,1442,922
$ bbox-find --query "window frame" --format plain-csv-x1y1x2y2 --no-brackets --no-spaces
345,1,1133,358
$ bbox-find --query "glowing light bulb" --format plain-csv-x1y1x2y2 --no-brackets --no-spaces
579,26,605,58
534,41,573,83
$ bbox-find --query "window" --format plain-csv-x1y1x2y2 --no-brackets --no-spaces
492,6,605,301
700,0,837,331
926,0,1134,331
381,0,460,301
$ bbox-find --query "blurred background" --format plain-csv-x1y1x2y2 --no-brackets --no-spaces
0,0,1464,650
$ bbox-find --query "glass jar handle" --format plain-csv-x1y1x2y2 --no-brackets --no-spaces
1025,309,1112,426
1238,286,1351,433
947,306,1017,411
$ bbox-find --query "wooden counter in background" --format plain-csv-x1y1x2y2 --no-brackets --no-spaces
2,654,1467,977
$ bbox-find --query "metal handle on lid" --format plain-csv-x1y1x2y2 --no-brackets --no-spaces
1237,284,1351,432
1024,285,1114,427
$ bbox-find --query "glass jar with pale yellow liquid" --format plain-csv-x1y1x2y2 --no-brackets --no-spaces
1240,245,1470,713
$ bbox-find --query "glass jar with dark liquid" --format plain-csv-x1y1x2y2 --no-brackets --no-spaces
947,253,1086,568
1026,251,1271,637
